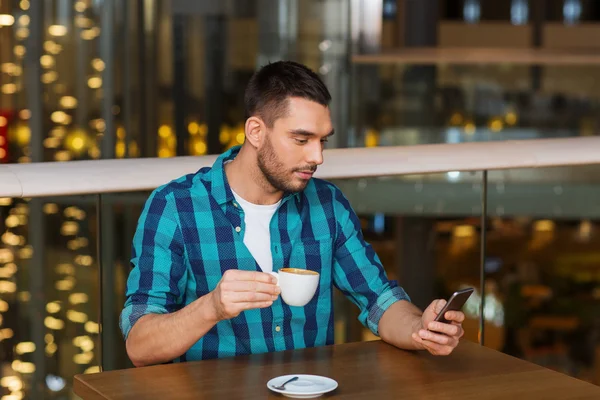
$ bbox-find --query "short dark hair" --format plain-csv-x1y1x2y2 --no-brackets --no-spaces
244,61,332,128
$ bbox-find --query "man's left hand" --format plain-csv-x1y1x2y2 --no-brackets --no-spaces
411,299,465,356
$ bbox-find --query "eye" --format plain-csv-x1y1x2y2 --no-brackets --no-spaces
320,138,329,143
294,138,308,145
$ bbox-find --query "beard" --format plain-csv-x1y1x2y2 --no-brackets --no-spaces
257,135,316,193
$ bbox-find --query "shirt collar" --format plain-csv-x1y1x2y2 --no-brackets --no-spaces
207,146,238,206
207,145,301,206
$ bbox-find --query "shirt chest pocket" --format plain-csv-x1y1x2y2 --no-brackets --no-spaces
288,238,333,276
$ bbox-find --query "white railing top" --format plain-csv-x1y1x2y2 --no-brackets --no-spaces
1,136,599,198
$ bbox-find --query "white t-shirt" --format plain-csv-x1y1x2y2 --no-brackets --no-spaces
231,189,280,273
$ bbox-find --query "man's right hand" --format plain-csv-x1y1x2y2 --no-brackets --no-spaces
126,270,279,367
209,270,280,322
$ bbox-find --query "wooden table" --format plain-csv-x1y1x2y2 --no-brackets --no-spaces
74,340,600,399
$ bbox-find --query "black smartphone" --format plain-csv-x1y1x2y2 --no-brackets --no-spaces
433,287,474,324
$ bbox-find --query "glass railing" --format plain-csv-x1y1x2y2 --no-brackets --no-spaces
1,137,600,399
350,58,600,149
0,195,100,399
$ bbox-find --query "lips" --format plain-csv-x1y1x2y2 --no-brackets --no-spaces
295,171,314,179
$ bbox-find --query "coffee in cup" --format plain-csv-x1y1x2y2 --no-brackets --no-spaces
270,268,319,307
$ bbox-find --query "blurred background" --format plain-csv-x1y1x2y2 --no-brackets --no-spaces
1,0,600,398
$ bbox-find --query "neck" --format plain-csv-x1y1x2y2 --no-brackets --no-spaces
225,145,283,205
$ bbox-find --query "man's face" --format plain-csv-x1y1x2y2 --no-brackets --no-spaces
257,97,333,193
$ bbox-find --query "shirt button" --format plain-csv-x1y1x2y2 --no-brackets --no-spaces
275,326,281,332
233,202,238,208
235,226,241,233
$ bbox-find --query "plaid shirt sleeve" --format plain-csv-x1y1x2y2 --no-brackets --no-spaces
119,188,189,340
331,186,411,336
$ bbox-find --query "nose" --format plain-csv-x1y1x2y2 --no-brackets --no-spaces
305,141,324,166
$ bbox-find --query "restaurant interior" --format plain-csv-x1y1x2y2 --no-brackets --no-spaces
0,0,599,398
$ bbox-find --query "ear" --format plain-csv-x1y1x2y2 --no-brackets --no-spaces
244,116,265,149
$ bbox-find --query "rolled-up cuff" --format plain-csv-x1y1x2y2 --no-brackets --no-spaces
366,285,411,336
119,303,169,340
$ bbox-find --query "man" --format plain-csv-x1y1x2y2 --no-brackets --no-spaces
120,61,464,367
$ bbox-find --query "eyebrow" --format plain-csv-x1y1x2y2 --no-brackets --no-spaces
289,129,335,138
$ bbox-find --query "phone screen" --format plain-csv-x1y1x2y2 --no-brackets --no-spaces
434,288,474,324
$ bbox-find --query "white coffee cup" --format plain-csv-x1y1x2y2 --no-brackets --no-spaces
270,268,319,307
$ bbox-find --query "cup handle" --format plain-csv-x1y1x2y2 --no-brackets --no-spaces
268,272,279,286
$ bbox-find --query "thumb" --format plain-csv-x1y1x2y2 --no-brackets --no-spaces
434,299,447,314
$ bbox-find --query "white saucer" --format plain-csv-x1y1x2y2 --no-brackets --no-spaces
267,374,338,398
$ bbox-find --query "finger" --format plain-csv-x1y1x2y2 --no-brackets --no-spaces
244,280,281,295
251,271,278,284
412,332,458,356
224,280,280,295
420,337,453,356
411,332,449,355
427,321,460,337
444,311,465,323
411,332,426,349
450,320,464,338
227,291,278,303
418,329,458,347
239,300,274,311
225,270,277,284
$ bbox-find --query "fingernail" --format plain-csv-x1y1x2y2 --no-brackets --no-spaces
272,295,278,300
419,330,426,338
428,323,436,330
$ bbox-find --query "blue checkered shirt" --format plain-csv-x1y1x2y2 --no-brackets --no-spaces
120,146,410,361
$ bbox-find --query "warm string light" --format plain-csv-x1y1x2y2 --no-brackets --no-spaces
60,203,97,370
0,198,30,381
39,13,109,369
157,121,245,157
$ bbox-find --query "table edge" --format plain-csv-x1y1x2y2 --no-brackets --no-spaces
74,374,111,400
